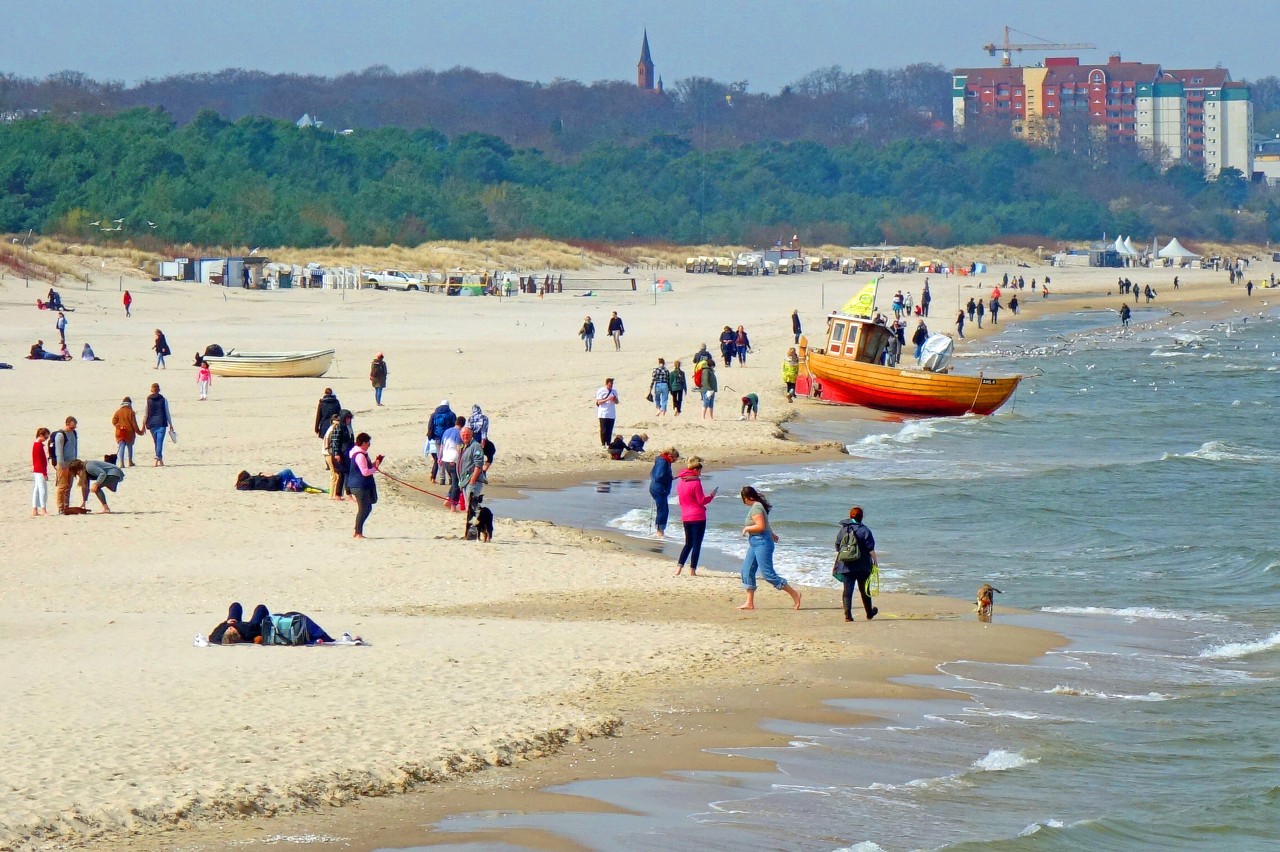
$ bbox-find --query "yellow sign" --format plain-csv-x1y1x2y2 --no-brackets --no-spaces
840,279,879,318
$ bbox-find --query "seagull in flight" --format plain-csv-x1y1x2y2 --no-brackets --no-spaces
89,220,101,226
147,221,157,228
112,217,125,223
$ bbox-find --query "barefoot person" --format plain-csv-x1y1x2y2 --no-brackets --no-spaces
648,447,679,539
69,458,125,513
736,486,801,611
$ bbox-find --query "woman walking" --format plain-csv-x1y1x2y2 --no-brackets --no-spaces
734,325,751,365
579,316,595,352
370,353,388,406
346,432,382,538
736,486,802,611
111,397,144,467
143,383,174,466
781,347,799,402
668,359,687,416
648,447,679,539
675,457,718,575
32,427,50,516
153,329,171,369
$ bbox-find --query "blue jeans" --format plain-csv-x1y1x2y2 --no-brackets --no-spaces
736,344,748,364
374,386,384,404
741,532,787,591
678,520,706,569
650,486,670,531
653,382,669,412
116,440,134,464
150,426,166,460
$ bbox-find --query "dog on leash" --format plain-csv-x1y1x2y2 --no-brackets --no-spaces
976,584,1002,622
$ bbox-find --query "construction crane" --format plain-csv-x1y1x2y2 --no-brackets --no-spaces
984,26,1096,67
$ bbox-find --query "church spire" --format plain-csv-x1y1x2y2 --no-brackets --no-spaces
637,29,655,90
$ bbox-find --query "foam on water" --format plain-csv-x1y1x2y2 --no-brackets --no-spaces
1039,605,1226,623
972,749,1038,771
1166,440,1280,463
1046,686,1173,701
1198,631,1280,660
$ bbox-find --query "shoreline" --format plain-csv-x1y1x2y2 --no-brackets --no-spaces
2,251,1271,850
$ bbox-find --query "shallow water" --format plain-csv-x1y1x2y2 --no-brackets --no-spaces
415,306,1280,851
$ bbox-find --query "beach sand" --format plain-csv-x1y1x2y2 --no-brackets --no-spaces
0,252,1269,849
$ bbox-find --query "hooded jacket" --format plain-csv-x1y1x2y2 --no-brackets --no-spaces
468,405,490,442
676,468,716,522
834,518,875,576
428,404,456,441
315,392,342,436
112,403,144,444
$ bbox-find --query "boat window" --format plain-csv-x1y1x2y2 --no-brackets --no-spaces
831,322,846,343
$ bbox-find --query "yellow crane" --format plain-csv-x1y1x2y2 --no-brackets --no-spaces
984,26,1096,67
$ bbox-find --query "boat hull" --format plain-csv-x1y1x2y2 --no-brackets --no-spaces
801,352,1020,416
203,350,335,378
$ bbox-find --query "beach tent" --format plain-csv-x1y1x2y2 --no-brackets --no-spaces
1158,238,1200,259
1123,237,1139,257
1113,236,1129,255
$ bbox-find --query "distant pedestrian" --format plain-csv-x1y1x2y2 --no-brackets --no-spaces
607,312,625,350
1173,276,1180,290
153,329,171,369
989,298,1000,325
315,388,342,438
921,283,931,317
595,377,619,447
781,347,799,401
144,383,174,466
735,325,751,365
791,309,802,344
912,320,929,360
52,416,79,514
196,362,212,400
966,297,977,322
1009,294,1019,315
675,457,718,575
579,316,595,351
122,290,132,317
1246,280,1253,297
467,404,489,443
55,311,67,344
668,360,687,416
31,427,50,517
369,352,388,405
736,486,802,611
1119,303,1131,327
327,410,355,500
976,299,984,328
346,432,381,539
649,447,679,539
718,326,736,367
650,357,670,415
111,397,143,467
698,360,717,419
955,310,965,339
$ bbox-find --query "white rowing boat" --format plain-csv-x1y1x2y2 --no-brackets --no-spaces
203,349,335,378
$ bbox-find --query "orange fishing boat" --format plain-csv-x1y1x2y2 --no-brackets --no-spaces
796,283,1024,416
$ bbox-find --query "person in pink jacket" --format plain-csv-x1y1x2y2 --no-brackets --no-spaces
675,456,718,576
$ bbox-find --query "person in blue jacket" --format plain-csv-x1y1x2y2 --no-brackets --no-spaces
425,399,456,484
648,447,679,538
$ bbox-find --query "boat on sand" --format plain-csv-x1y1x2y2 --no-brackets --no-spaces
796,283,1023,416
203,349,335,378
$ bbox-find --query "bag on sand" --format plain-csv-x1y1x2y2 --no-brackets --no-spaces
261,614,310,646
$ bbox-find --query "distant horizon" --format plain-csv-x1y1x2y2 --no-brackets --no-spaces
7,0,1278,95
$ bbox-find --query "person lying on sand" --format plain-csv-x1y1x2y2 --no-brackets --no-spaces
207,603,353,645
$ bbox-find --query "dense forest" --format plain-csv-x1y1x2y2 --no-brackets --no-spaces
0,64,1277,248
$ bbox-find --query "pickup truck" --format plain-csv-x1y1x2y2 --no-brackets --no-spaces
362,270,423,291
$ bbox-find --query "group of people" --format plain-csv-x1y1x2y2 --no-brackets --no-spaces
890,284,931,319
31,386,174,516
648,451,880,619
423,398,494,512
578,312,626,352
717,325,752,366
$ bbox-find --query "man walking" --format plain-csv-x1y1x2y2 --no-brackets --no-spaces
650,358,670,416
595,377,619,447
53,416,79,515
607,312,625,350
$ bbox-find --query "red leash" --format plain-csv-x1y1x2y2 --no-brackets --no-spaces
377,468,452,501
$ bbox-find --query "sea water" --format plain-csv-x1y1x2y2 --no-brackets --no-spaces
419,304,1280,851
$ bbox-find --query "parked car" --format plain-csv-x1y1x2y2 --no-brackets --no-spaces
363,270,423,291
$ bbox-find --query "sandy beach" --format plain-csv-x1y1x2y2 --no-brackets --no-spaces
0,249,1269,850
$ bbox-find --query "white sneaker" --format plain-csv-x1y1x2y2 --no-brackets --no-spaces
341,632,354,643
194,634,208,647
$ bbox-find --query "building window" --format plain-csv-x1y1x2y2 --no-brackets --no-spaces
1046,101,1056,109
1192,77,1204,84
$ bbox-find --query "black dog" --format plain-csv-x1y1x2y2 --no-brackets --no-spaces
474,506,494,542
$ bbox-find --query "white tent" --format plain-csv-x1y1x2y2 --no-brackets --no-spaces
1114,236,1131,255
1123,237,1139,256
1158,238,1200,259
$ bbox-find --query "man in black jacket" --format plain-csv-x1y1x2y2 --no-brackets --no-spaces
315,388,342,437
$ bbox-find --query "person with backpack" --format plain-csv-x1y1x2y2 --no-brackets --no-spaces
52,416,79,514
144,383,174,466
425,399,456,484
833,505,879,622
111,397,144,467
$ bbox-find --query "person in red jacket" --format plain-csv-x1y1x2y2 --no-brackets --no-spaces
32,427,50,516
122,290,132,317
674,457,718,576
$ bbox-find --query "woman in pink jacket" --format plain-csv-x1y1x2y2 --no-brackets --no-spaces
675,456,718,576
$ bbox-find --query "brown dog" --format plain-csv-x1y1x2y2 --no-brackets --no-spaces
976,584,1002,622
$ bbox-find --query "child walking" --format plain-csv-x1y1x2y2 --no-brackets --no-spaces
32,427,50,516
197,362,212,400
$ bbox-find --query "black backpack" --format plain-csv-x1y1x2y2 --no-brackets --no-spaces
46,430,64,465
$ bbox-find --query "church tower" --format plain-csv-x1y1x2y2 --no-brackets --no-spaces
637,30,655,91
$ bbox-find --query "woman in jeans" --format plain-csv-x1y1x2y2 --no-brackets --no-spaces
736,486,802,611
346,432,382,539
674,457,718,575
143,383,174,466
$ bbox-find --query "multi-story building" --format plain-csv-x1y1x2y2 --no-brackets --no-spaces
953,54,1253,178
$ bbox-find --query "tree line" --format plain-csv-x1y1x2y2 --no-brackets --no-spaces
0,106,1274,249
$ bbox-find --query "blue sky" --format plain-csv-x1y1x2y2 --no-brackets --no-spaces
10,0,1277,92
